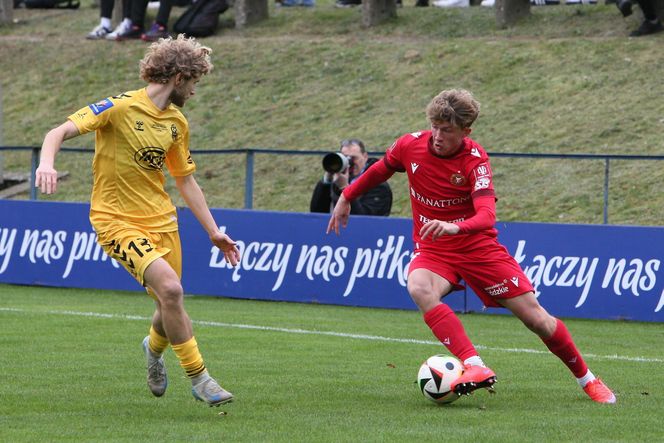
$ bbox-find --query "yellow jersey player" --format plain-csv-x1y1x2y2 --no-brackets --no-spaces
36,35,241,407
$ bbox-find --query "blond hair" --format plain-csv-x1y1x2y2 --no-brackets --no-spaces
139,34,213,84
426,89,480,129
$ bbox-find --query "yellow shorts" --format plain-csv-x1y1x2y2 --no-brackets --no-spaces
96,227,182,295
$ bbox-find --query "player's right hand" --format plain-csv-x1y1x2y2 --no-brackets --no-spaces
35,165,58,195
327,195,351,235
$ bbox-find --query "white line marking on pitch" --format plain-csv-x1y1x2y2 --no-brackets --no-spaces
1,307,661,363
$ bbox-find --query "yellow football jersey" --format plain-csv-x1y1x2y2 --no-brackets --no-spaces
68,88,196,233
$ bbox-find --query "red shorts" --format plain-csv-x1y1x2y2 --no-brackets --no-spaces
408,235,534,308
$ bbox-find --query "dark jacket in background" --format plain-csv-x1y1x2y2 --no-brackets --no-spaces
310,158,392,216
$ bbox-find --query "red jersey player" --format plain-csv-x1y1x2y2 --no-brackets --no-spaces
327,89,616,404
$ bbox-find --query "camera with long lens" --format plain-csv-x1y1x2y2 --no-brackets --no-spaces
322,152,354,174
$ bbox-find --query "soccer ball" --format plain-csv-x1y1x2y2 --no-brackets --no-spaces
417,354,464,404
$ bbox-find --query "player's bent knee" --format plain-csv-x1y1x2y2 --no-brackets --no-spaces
522,311,556,337
408,282,439,311
153,280,184,306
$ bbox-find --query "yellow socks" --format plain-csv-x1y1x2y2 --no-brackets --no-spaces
148,328,207,379
171,336,207,378
148,326,169,356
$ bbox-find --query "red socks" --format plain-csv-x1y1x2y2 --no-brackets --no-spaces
424,306,588,378
541,318,588,378
423,304,478,362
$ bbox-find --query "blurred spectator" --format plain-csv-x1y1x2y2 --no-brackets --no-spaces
530,0,561,5
334,0,405,7
142,0,179,41
530,0,600,5
432,0,468,7
281,0,315,7
277,0,316,8
86,0,132,40
104,0,189,40
310,139,392,216
616,0,663,36
334,0,359,6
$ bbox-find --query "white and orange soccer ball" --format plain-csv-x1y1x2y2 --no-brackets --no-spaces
417,354,464,404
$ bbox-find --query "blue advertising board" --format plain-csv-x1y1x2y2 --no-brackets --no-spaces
0,200,662,322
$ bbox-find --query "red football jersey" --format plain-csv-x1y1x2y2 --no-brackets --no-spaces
385,130,497,249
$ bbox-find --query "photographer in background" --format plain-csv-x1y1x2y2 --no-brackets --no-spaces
310,139,392,216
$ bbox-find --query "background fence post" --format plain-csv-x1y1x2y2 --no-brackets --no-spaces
0,0,13,25
244,149,254,209
234,0,269,29
603,158,609,224
362,0,397,28
0,84,4,187
30,147,39,201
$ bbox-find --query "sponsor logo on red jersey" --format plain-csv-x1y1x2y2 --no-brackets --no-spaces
473,163,492,191
484,280,510,296
474,177,491,191
476,164,489,176
410,188,470,208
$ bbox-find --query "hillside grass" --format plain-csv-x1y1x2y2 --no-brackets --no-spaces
1,2,663,224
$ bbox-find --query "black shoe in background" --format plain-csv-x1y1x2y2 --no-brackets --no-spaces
630,20,664,36
117,25,144,40
334,0,361,7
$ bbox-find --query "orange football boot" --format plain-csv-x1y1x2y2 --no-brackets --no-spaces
451,365,497,396
583,379,616,404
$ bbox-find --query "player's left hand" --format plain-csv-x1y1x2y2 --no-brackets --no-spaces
420,220,460,240
35,164,59,195
210,231,240,266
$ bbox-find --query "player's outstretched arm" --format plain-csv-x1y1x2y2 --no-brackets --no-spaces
327,194,351,235
175,174,240,266
36,120,79,195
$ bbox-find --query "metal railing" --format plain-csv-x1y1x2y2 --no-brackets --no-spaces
3,146,664,224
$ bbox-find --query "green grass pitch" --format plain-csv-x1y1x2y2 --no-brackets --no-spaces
0,284,662,442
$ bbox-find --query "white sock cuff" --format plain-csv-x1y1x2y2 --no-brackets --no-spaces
577,369,595,387
463,355,486,367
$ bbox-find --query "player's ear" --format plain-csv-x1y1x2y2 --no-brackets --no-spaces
463,127,472,137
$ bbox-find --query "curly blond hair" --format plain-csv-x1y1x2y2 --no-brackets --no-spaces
139,34,213,84
426,89,480,129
